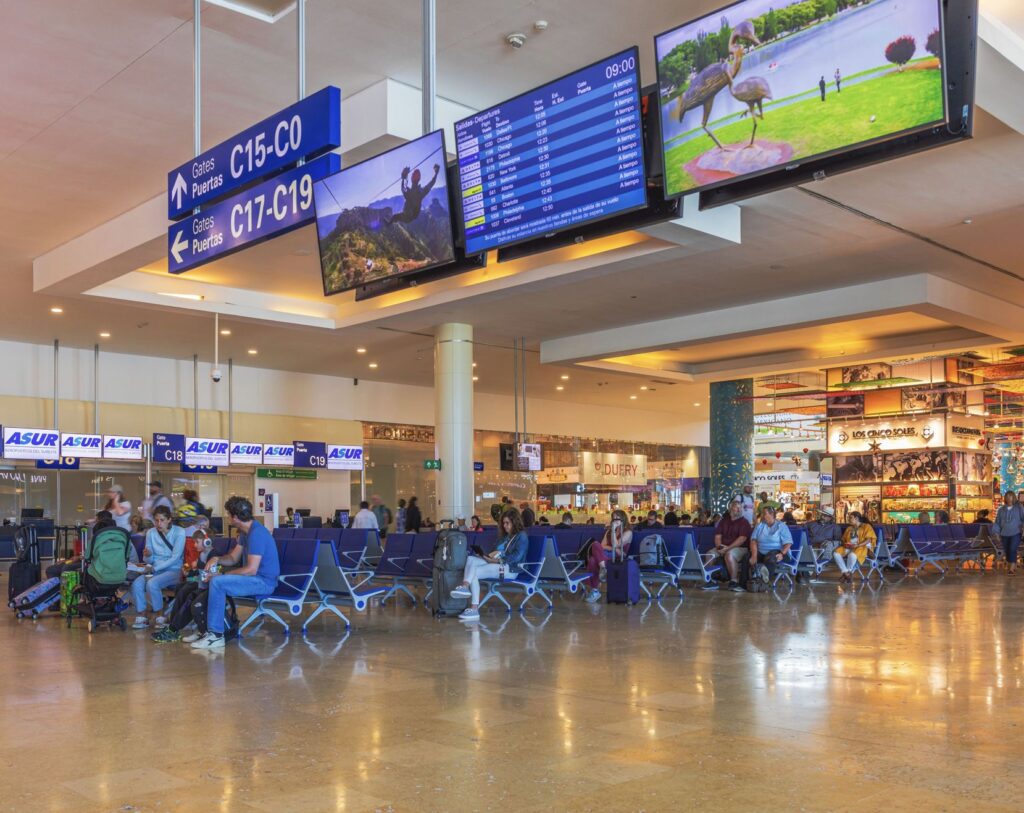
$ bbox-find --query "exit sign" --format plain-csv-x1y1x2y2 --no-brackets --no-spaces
424,459,442,470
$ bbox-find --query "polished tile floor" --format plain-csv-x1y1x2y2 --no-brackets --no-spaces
3,572,1024,812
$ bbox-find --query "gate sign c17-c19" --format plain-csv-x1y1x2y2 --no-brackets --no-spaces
168,153,340,275
167,86,341,220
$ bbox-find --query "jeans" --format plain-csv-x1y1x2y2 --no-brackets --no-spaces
463,556,511,605
207,574,276,634
1002,534,1021,566
131,569,182,613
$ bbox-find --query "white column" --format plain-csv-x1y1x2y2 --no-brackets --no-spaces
434,323,474,523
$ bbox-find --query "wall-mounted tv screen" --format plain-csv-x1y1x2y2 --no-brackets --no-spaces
454,47,647,255
499,442,544,472
314,130,456,296
655,0,946,199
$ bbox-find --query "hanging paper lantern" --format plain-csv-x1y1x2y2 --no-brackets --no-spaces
775,451,782,459
802,448,809,454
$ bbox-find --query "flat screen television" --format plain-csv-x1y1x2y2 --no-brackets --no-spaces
655,0,947,199
454,47,647,255
314,130,456,296
499,443,544,472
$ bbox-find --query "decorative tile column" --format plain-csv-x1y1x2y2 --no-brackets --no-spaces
710,379,754,513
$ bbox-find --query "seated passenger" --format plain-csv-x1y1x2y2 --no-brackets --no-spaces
468,516,484,533
584,509,632,603
636,510,663,532
663,505,680,526
713,497,753,593
833,511,876,583
191,497,281,650
749,507,793,586
554,512,574,530
152,528,238,644
975,509,992,525
806,507,839,557
130,506,186,630
450,508,528,621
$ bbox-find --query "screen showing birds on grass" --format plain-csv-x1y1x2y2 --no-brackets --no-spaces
654,0,946,198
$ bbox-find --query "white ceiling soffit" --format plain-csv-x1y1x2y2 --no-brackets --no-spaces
978,8,1024,135
204,0,296,24
541,274,1024,381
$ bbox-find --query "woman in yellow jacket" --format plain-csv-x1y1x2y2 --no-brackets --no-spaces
834,511,876,583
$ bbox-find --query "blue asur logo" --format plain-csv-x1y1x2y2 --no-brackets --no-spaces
231,444,262,456
7,431,59,447
64,436,101,449
328,447,363,460
264,446,293,457
186,441,229,454
104,438,142,451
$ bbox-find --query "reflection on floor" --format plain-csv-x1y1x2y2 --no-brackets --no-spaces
4,573,1024,812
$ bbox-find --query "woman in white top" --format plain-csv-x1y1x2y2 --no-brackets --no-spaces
104,484,132,531
585,509,633,603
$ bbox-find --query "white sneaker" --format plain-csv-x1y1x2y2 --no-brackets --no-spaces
458,608,480,621
450,585,471,599
190,632,225,650
154,615,168,629
585,589,602,603
181,631,203,644
131,616,149,629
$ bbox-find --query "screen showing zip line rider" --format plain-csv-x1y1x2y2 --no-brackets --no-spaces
313,130,455,296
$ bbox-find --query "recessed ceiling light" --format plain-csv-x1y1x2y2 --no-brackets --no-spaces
50,307,63,314
693,402,701,407
247,348,258,355
368,362,378,369
556,386,564,391
99,332,111,338
560,374,569,380
356,347,367,354
220,329,231,336
473,362,478,368
630,395,638,400
640,386,648,391
473,375,479,382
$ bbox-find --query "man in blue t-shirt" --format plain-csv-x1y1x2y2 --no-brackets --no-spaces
191,496,281,650
749,506,793,586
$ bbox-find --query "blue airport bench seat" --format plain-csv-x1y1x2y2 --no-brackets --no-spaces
535,533,590,597
636,534,687,600
478,536,550,612
394,533,436,603
771,529,804,588
675,527,722,585
273,528,294,542
236,538,319,636
335,529,374,571
371,533,418,606
305,540,388,631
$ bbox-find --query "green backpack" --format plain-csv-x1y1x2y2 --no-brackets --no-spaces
86,527,132,585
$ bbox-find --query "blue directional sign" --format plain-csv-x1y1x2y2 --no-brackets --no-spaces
167,86,341,220
168,153,339,274
293,440,327,469
36,457,80,470
152,433,185,464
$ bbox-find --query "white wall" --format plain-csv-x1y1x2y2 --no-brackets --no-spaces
0,339,708,446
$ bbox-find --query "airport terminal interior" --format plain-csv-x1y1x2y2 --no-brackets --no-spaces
3,0,1024,810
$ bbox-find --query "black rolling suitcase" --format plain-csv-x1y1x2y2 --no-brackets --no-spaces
7,526,41,603
431,522,468,617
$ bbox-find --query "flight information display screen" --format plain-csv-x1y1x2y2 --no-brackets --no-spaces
454,47,646,254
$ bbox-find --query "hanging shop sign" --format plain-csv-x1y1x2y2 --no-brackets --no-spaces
779,479,799,493
59,433,103,459
327,445,364,471
945,414,987,450
2,427,60,461
827,415,945,454
168,153,339,274
167,86,341,219
184,437,230,468
364,423,435,444
754,471,820,485
229,442,264,466
820,473,833,487
103,435,144,461
647,459,699,480
536,467,581,485
580,452,648,486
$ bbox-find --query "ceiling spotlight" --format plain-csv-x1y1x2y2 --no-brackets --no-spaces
473,362,478,368
220,329,231,336
640,386,648,391
247,348,258,355
630,395,638,400
99,332,111,338
693,402,701,407
356,347,367,354
50,307,63,314
560,374,570,380
556,386,564,391
368,362,379,369
160,292,204,301
473,375,480,382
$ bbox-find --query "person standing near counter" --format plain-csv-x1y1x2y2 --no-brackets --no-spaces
993,491,1024,577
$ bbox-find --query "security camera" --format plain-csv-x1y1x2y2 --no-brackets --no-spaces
211,368,222,383
506,32,527,49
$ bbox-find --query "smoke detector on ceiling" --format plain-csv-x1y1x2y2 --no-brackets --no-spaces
506,31,528,49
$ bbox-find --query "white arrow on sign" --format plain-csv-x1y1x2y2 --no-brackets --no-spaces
170,230,188,264
170,173,187,209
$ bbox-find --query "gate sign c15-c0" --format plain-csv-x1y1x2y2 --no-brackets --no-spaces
167,86,341,219
168,153,339,275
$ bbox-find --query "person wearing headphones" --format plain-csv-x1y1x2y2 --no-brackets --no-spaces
190,496,280,650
